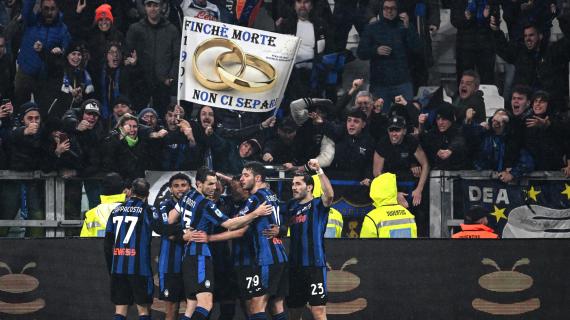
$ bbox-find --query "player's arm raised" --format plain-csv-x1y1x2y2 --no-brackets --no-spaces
309,159,334,207
221,201,273,230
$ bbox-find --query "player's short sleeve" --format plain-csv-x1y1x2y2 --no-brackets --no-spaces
204,201,229,226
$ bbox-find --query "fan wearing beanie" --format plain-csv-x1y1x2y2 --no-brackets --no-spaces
87,4,124,72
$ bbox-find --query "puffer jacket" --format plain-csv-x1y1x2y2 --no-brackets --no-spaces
17,0,71,77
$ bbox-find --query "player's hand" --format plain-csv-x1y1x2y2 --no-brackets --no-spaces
252,201,273,218
262,224,280,239
190,230,208,243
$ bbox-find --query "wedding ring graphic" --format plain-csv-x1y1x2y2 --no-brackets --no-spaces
216,51,277,93
192,38,247,90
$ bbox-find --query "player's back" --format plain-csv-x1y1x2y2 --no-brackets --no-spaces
247,188,288,265
287,197,329,267
107,197,153,276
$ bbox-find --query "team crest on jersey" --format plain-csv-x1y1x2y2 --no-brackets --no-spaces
153,210,159,219
214,208,224,218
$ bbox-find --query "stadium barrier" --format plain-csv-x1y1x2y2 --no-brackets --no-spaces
0,238,569,319
1,170,568,238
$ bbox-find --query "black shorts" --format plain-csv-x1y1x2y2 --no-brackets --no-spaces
286,266,328,308
213,267,239,302
110,274,154,306
182,255,214,298
237,264,289,300
159,273,185,302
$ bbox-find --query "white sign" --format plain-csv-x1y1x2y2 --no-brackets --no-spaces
177,17,301,112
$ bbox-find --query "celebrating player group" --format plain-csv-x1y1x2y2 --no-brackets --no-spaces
104,159,334,320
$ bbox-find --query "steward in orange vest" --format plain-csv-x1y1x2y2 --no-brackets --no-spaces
452,206,499,239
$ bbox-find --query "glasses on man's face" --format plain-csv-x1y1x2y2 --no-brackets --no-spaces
383,6,397,11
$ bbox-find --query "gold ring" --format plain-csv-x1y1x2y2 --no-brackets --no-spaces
192,38,247,90
215,52,277,93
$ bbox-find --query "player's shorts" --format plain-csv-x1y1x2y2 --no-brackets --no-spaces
159,273,185,302
213,267,239,302
286,266,328,308
110,274,154,306
236,263,289,300
182,255,214,298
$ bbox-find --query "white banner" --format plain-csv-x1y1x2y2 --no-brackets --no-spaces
177,17,300,112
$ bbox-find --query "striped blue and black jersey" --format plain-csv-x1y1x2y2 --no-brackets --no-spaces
286,197,329,267
105,197,154,276
243,188,287,266
156,198,184,274
227,198,255,267
176,189,229,257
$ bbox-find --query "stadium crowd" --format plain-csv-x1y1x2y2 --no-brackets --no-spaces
0,0,570,239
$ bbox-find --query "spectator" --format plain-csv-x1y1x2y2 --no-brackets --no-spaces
126,0,180,115
59,99,107,208
373,116,429,213
160,103,199,170
41,40,95,120
262,117,302,166
278,0,330,101
104,95,134,132
290,98,335,172
326,109,374,184
360,172,418,238
14,0,71,110
180,0,226,21
508,85,533,140
102,113,154,181
3,102,50,237
331,0,369,52
94,42,144,119
420,103,468,170
522,91,567,170
452,205,499,238
0,34,16,101
366,0,441,90
0,100,14,169
453,70,486,124
357,0,422,104
450,0,495,84
206,133,264,175
87,4,125,74
465,109,535,183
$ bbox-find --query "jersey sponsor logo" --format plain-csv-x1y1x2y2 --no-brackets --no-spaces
113,248,137,256
291,214,307,224
238,207,249,216
386,209,407,217
265,194,279,202
184,197,197,209
272,238,283,244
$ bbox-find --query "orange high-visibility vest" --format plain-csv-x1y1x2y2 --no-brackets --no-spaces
452,224,499,239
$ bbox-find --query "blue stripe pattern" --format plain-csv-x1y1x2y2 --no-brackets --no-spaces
287,198,329,267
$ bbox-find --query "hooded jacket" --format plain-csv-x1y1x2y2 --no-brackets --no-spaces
360,173,417,238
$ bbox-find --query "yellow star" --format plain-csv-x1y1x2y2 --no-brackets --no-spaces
562,183,570,200
490,206,507,222
528,186,541,202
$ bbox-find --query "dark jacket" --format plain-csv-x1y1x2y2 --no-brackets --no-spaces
328,129,374,181
450,0,494,52
93,64,146,119
357,16,422,87
125,17,180,86
160,129,201,171
87,27,125,73
17,0,71,77
523,111,567,170
102,129,155,180
0,52,16,100
60,108,106,176
8,126,50,171
420,125,469,170
0,115,13,169
453,90,486,124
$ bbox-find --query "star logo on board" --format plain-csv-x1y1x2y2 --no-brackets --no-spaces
527,186,541,202
490,206,507,222
561,183,570,200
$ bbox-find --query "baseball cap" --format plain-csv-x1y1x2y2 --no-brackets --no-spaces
144,0,161,4
82,99,101,115
387,116,406,129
